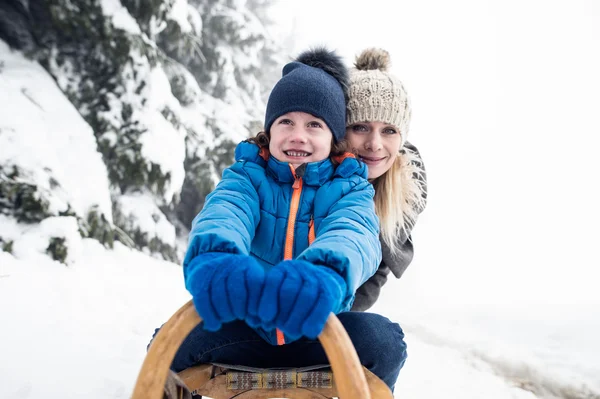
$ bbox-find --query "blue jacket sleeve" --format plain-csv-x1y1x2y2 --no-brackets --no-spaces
183,161,261,279
296,179,382,311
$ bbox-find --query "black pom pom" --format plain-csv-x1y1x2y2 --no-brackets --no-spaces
296,47,349,101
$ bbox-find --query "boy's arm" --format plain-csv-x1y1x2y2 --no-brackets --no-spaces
183,162,261,277
297,179,381,310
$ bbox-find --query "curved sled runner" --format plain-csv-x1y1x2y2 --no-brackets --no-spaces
132,300,393,399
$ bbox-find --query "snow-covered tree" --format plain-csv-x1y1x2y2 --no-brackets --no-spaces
0,0,285,263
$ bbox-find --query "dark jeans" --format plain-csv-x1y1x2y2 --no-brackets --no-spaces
153,312,407,391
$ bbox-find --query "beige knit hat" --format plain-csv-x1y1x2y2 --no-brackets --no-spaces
347,48,411,145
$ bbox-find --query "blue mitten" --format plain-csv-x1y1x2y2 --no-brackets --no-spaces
185,252,265,331
258,260,346,340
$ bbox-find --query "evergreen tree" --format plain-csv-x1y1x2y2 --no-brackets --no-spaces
0,0,285,263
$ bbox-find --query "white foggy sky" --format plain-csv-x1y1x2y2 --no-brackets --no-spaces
269,0,600,306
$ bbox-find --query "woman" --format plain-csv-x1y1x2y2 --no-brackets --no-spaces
347,48,428,312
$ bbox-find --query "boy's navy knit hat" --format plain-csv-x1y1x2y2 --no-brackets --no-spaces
264,48,349,142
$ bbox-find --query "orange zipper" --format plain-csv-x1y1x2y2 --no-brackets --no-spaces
284,174,303,260
277,166,304,346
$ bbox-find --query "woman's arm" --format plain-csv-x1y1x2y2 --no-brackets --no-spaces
351,264,391,311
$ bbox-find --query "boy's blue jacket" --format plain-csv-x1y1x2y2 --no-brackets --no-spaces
183,141,382,345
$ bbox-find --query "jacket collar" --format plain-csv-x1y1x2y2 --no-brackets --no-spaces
234,141,367,186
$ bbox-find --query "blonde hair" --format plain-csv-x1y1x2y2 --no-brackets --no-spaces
373,147,426,255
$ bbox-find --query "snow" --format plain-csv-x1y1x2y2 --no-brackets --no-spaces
116,192,177,246
138,67,187,201
185,3,203,36
0,41,113,222
99,0,142,35
167,0,194,34
2,215,84,265
399,338,538,399
91,52,187,203
1,244,599,399
0,241,189,399
378,295,600,398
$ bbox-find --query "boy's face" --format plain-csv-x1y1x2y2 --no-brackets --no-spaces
269,112,333,169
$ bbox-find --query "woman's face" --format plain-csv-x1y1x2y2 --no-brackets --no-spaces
346,121,402,180
269,112,332,169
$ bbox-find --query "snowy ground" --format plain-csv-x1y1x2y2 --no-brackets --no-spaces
1,241,598,399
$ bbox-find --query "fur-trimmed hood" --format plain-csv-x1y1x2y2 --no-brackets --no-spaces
397,142,427,238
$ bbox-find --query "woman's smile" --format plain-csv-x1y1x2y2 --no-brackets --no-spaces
358,154,388,166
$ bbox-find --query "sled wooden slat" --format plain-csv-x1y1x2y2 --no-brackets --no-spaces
363,366,396,398
189,374,235,399
187,373,331,399
180,363,393,399
229,388,330,398
131,300,200,399
181,364,392,399
131,299,390,399
177,363,213,391
319,313,371,399
183,368,337,398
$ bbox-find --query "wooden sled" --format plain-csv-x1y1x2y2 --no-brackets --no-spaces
132,300,393,399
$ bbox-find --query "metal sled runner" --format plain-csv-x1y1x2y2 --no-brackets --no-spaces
132,300,393,399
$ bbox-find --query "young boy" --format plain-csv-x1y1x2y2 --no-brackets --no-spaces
159,48,405,392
